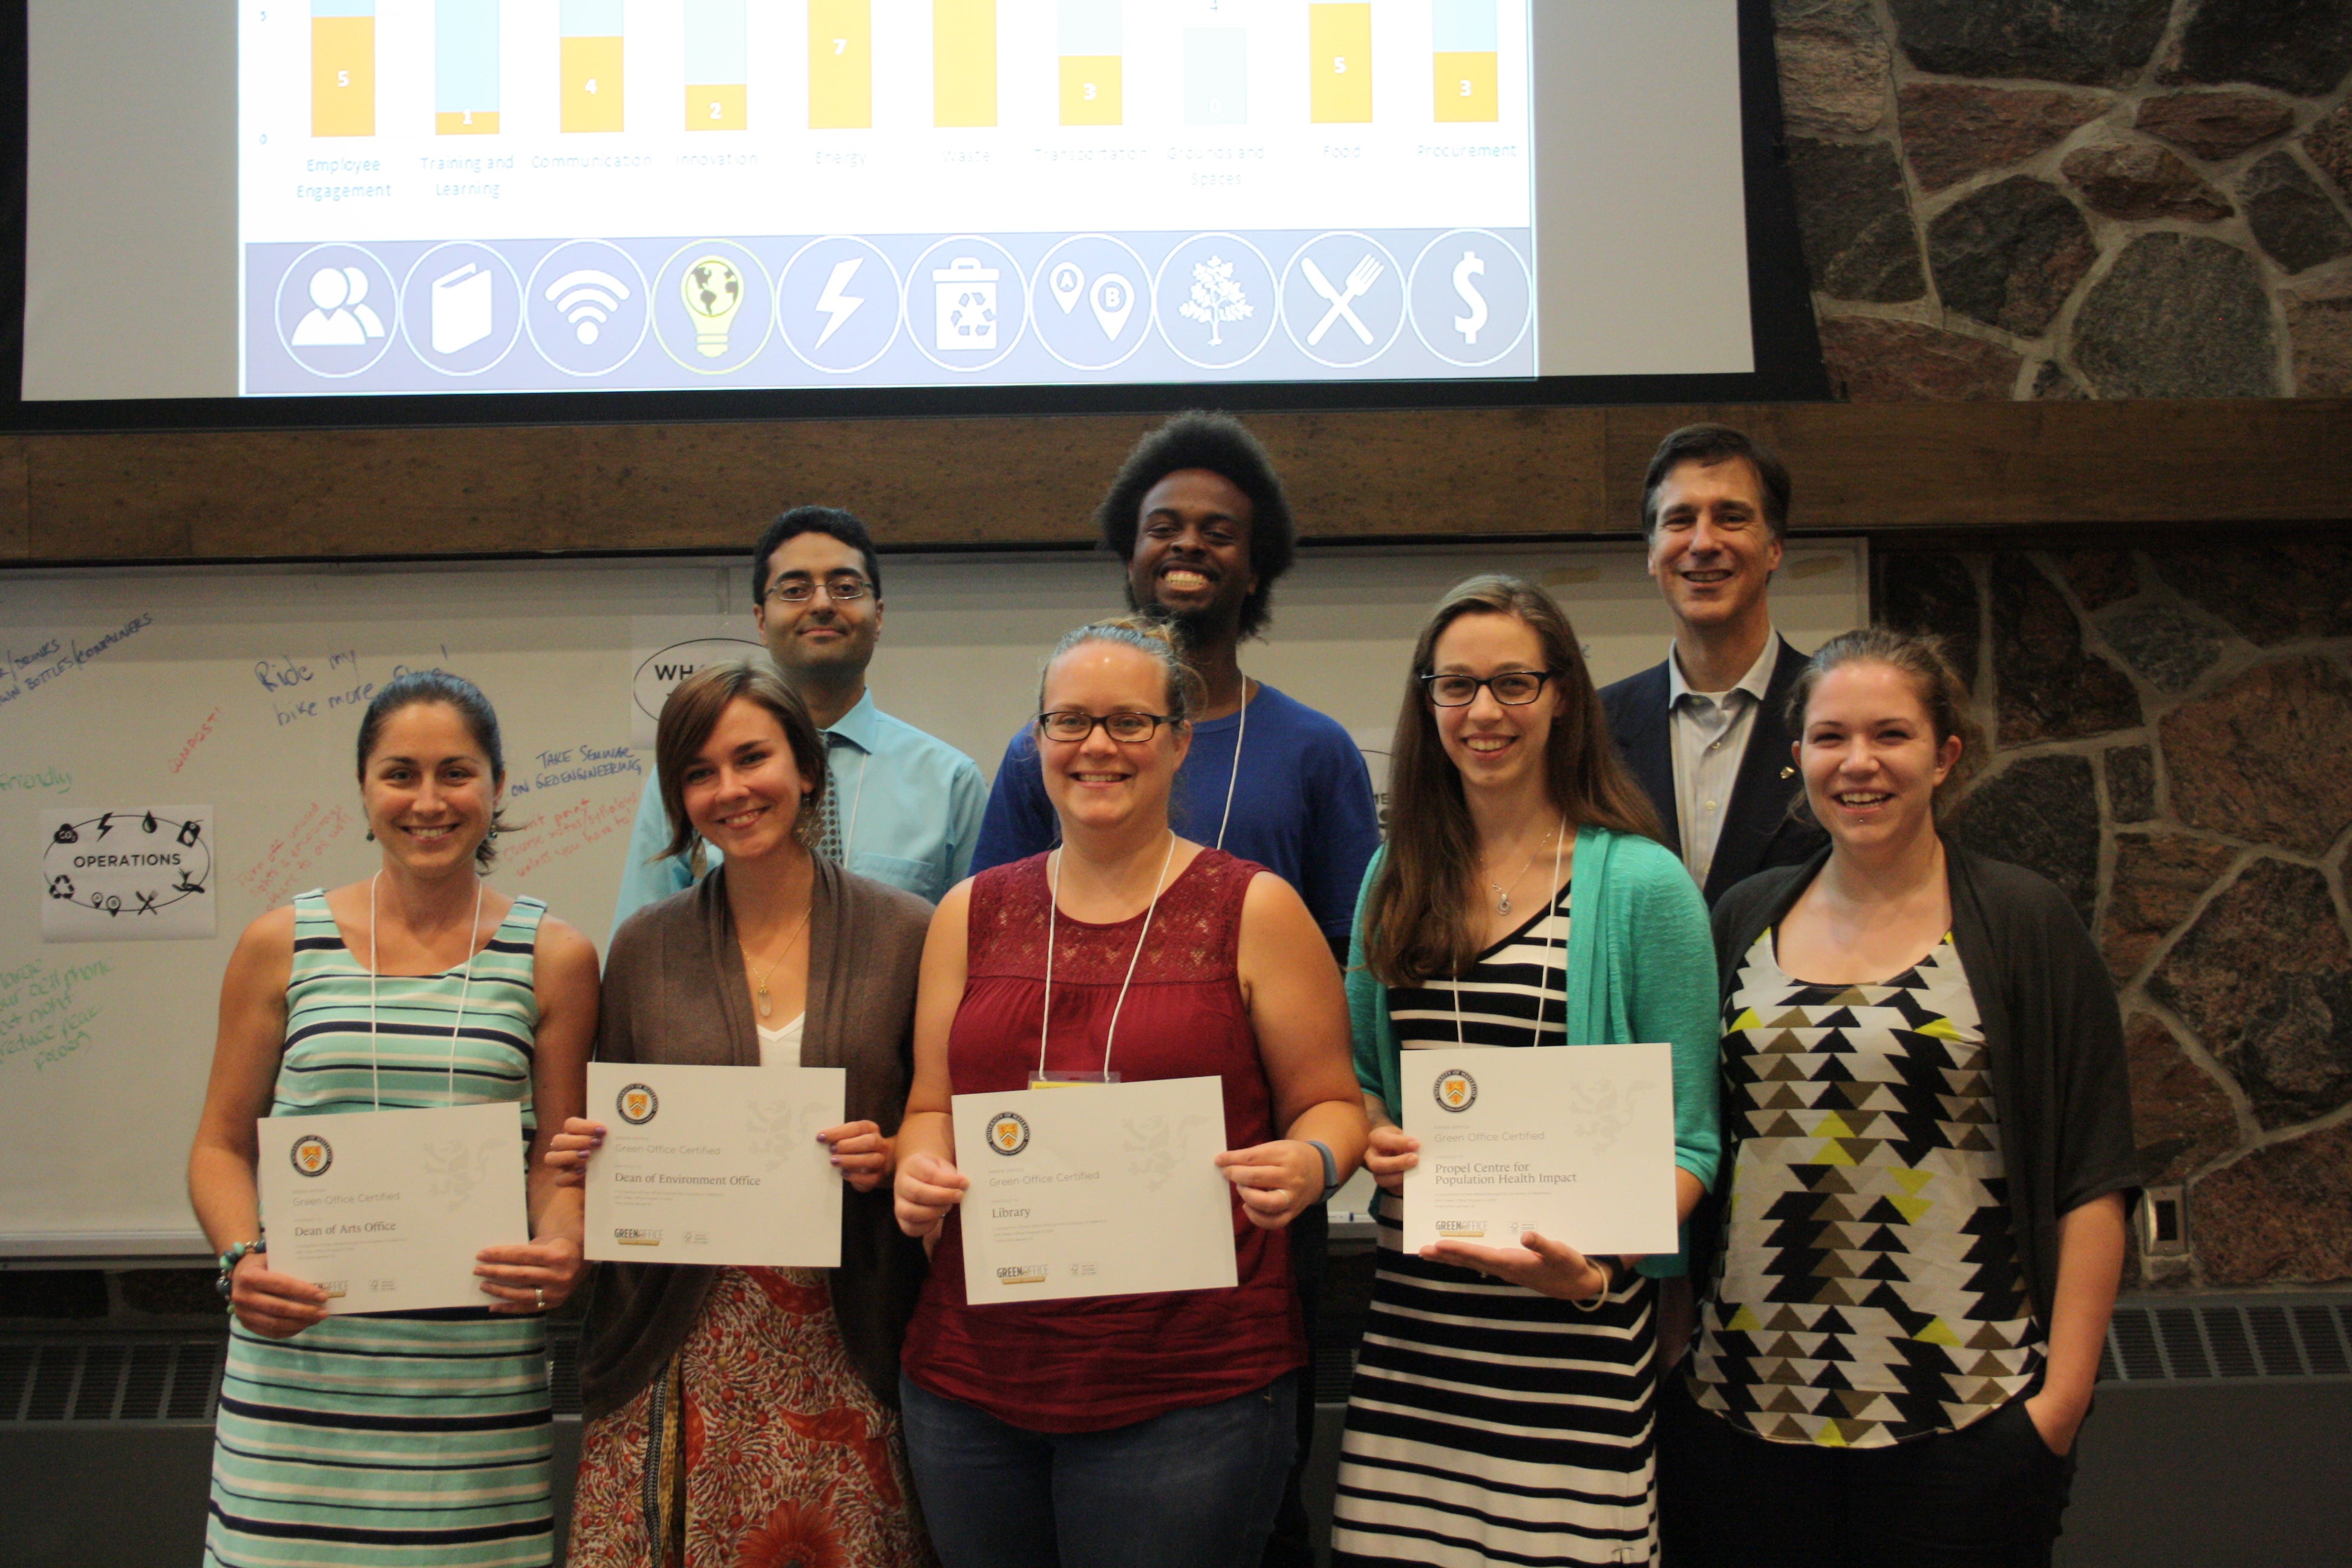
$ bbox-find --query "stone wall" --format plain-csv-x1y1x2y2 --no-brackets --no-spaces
1880,540,2352,1288
1779,0,2352,397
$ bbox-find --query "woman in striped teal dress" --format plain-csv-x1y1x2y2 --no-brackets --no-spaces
188,670,600,1568
1330,577,1721,1567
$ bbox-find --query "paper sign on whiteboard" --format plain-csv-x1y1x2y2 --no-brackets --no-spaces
40,805,217,942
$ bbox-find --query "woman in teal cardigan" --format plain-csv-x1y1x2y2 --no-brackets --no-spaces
1329,575,1720,1568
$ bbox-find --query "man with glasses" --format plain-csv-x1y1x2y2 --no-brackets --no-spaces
971,413,1378,1568
1601,423,1824,907
611,505,986,929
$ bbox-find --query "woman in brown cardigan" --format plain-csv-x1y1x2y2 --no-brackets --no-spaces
549,661,935,1568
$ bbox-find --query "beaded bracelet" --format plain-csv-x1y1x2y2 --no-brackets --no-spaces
216,1237,266,1301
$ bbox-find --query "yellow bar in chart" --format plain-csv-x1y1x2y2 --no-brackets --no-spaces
1310,4,1373,124
686,0,749,129
935,0,998,128
809,0,873,129
1432,0,1497,122
561,1,625,132
310,2,376,139
1060,56,1121,124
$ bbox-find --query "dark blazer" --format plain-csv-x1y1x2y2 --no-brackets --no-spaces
1599,635,1826,906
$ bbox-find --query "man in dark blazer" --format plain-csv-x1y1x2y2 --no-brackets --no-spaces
1601,424,1827,907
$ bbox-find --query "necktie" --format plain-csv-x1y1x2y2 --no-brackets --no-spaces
817,734,844,862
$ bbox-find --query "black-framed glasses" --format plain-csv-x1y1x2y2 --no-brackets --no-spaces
765,576,872,604
1036,710,1177,743
1420,670,1559,707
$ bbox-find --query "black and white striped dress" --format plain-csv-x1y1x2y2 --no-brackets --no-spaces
1332,884,1662,1567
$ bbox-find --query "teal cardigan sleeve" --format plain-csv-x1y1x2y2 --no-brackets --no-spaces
1347,846,1401,1116
1605,838,1724,1196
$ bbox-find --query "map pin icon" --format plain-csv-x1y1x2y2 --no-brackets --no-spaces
1090,273,1135,341
1050,263,1085,315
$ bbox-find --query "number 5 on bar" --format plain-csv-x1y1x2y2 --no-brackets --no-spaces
954,1076,1238,1305
1400,1044,1678,1257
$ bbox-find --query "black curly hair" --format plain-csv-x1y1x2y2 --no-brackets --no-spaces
1094,411,1298,641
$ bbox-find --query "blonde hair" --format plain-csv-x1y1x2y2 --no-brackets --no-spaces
1035,615,1207,724
1785,627,1985,824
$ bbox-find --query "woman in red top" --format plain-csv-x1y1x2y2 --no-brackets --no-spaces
893,616,1368,1568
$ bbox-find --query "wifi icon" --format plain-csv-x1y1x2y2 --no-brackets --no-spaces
546,269,631,344
526,243,648,377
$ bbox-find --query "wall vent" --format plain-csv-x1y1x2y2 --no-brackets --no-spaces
2100,1298,2352,1385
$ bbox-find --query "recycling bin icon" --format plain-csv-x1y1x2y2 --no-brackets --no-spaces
933,256,999,351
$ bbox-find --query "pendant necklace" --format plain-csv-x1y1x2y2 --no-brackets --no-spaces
1485,820,1561,915
749,889,815,1019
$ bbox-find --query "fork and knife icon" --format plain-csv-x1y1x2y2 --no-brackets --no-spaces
1301,254,1384,346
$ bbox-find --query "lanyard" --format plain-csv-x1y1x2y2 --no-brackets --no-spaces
1037,833,1177,1081
1214,685,1247,851
367,871,483,1109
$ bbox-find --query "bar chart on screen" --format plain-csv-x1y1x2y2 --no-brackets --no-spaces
310,0,376,137
685,0,749,129
561,0,624,132
436,0,500,134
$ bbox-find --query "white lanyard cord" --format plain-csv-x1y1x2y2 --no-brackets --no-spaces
1037,832,1178,1080
1214,684,1247,852
1451,817,1566,1055
367,870,485,1110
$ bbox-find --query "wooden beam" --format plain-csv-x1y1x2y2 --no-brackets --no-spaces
10,399,2348,564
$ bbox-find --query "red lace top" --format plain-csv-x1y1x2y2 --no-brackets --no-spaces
900,849,1307,1433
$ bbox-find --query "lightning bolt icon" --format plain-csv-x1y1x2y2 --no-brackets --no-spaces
814,259,864,350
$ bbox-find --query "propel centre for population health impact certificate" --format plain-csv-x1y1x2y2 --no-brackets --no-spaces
584,1062,847,1268
1400,1044,1679,1257
953,1076,1239,1305
257,1102,528,1315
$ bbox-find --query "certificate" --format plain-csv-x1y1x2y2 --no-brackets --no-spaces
584,1062,846,1268
1401,1044,1679,1257
257,1102,528,1315
953,1076,1238,1305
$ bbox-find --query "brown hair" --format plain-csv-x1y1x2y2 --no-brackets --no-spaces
1363,576,1667,986
1035,615,1207,725
1783,627,1985,825
652,661,829,864
1639,423,1792,544
354,670,509,870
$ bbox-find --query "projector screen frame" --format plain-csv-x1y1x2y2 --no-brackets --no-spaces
0,0,1827,434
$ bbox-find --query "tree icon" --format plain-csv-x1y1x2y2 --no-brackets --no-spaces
1180,256,1253,346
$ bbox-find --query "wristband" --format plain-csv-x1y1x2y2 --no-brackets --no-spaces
216,1236,266,1301
1305,1140,1341,1204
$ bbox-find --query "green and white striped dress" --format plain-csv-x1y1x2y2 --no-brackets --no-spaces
206,889,555,1568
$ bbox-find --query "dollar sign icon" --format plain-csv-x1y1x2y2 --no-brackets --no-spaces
1452,251,1489,347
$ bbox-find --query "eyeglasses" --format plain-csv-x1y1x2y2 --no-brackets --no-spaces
1036,710,1177,743
765,577,872,604
1420,670,1559,707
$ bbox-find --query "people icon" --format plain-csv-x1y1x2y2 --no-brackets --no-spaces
292,266,387,347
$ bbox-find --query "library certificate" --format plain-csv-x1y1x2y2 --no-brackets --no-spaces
1400,1044,1679,1257
954,1076,1238,1306
257,1101,528,1315
584,1062,846,1268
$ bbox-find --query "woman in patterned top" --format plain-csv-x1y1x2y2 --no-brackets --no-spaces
188,671,599,1568
1330,575,1722,1567
1660,627,2138,1567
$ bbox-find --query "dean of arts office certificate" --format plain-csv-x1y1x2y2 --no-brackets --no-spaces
584,1062,847,1268
1400,1044,1679,1258
257,1101,528,1315
953,1075,1239,1306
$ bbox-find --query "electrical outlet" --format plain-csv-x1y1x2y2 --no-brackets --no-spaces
2140,1183,2189,1258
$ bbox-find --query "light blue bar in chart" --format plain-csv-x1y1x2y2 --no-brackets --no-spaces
561,0,624,38
312,0,375,16
1432,0,1498,53
685,0,748,83
1059,0,1122,56
1184,28,1246,125
436,0,499,113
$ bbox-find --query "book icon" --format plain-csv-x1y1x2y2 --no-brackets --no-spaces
431,261,494,354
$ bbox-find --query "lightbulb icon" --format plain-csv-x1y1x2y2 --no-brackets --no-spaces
682,256,745,358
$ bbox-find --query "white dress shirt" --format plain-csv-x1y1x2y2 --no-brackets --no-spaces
1666,632,1781,889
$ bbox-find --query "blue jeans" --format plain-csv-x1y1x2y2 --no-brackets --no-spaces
900,1371,1299,1568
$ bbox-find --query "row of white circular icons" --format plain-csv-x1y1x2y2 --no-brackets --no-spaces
273,227,1533,382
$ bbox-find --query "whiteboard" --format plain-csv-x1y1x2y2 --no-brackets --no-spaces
0,538,1864,1257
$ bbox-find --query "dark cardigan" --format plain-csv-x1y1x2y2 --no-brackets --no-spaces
1700,843,2140,1329
577,857,933,1421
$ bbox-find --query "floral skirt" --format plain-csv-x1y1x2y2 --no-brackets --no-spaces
569,1267,933,1568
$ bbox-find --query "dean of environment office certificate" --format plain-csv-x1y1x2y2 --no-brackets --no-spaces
1400,1044,1679,1258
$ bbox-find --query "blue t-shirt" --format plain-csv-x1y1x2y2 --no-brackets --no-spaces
972,682,1381,944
